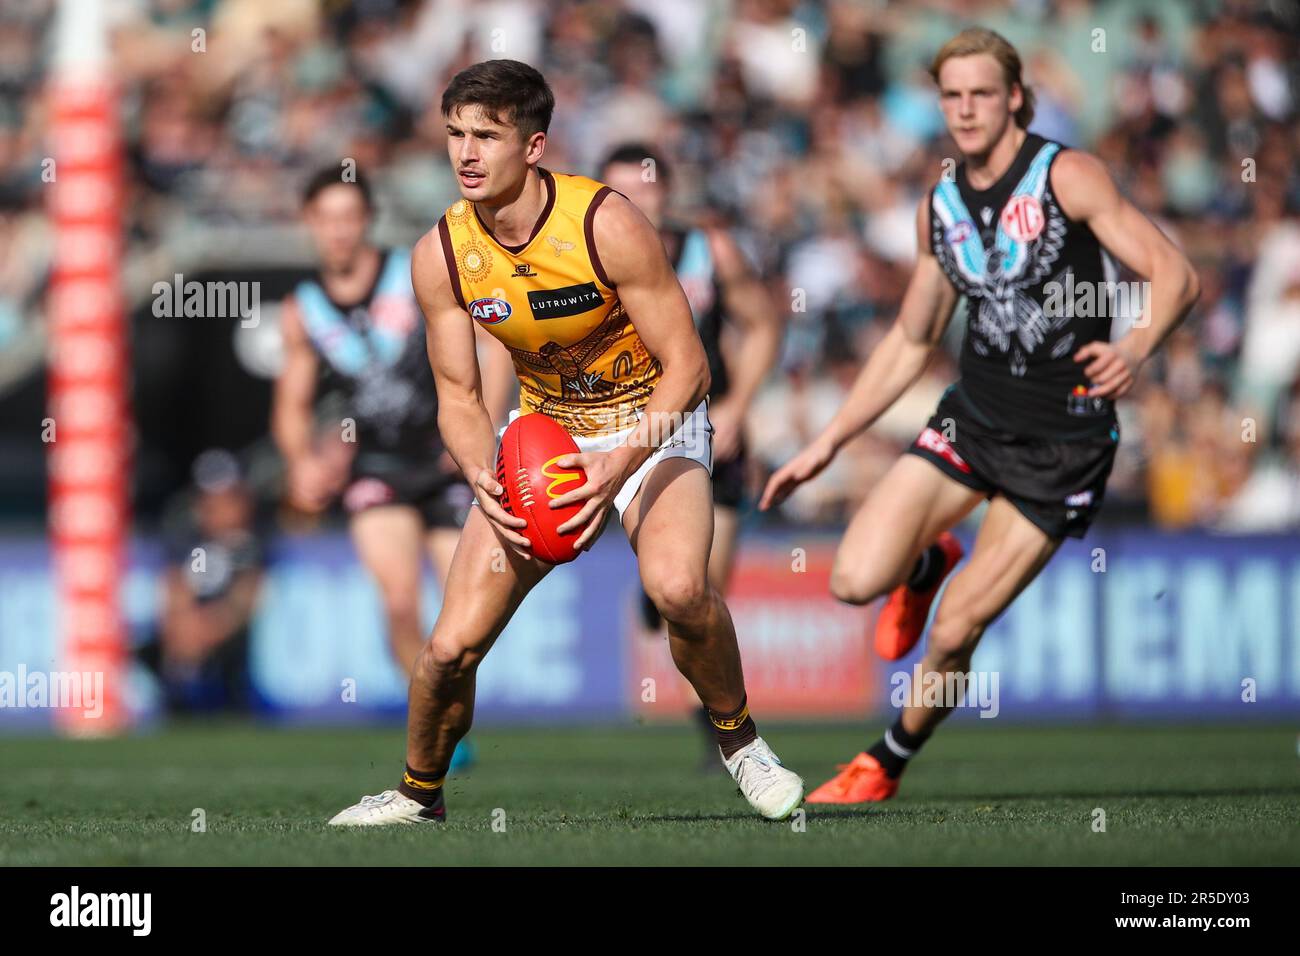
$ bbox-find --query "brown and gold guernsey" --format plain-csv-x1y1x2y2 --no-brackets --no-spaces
438,168,662,437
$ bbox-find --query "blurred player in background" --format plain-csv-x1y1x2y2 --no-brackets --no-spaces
600,143,784,768
329,59,804,825
762,28,1200,803
272,167,513,768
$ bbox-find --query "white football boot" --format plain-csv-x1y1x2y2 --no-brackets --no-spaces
327,790,444,826
723,736,805,821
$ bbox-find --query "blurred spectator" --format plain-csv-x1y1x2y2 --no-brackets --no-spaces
3,0,1298,531
0,197,48,389
1217,380,1300,530
1239,216,1300,422
137,450,265,713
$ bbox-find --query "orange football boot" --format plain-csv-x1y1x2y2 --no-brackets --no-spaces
805,752,898,804
874,531,964,661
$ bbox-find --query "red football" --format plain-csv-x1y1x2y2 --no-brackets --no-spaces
495,413,588,564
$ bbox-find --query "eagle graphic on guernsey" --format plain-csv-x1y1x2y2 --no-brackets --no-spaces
931,140,1070,377
510,303,644,407
545,235,575,256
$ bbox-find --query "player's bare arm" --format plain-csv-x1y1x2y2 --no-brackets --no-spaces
1053,150,1201,399
474,322,516,427
272,296,341,512
270,296,316,472
549,192,710,549
411,229,531,554
759,198,959,510
708,228,784,463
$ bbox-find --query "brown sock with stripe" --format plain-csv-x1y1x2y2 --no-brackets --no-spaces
397,763,447,817
707,696,758,759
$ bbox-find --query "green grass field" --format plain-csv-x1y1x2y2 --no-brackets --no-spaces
2,721,1297,866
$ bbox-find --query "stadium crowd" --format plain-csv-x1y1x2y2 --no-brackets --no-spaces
2,0,1299,531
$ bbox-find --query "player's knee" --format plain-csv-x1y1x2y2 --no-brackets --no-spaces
829,561,888,606
644,569,711,624
414,636,481,687
829,568,868,605
381,596,421,636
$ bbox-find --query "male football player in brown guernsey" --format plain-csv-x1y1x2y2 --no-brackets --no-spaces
329,60,804,825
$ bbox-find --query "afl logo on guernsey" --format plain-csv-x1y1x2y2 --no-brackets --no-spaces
469,297,512,325
1000,195,1044,241
945,220,975,246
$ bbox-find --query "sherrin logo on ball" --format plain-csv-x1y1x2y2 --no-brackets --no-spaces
469,296,512,325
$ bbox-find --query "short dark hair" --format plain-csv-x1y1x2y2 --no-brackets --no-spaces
441,59,555,137
599,142,671,185
301,165,373,210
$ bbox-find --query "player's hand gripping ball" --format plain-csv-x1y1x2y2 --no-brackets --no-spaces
495,413,587,564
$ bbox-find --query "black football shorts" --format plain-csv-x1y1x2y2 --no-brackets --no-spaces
343,452,473,530
904,385,1119,540
711,442,747,510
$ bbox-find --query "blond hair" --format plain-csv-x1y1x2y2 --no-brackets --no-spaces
929,28,1036,129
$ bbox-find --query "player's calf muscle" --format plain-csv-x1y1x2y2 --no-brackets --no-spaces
925,612,984,667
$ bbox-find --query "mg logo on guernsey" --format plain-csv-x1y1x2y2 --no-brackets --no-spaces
540,454,583,499
469,297,512,325
916,427,972,474
1000,194,1044,242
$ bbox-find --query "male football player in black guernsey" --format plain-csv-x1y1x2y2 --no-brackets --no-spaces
273,167,513,684
761,28,1200,803
601,144,785,765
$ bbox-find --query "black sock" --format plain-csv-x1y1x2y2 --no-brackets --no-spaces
907,543,946,591
867,717,932,779
397,763,447,818
706,696,758,759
